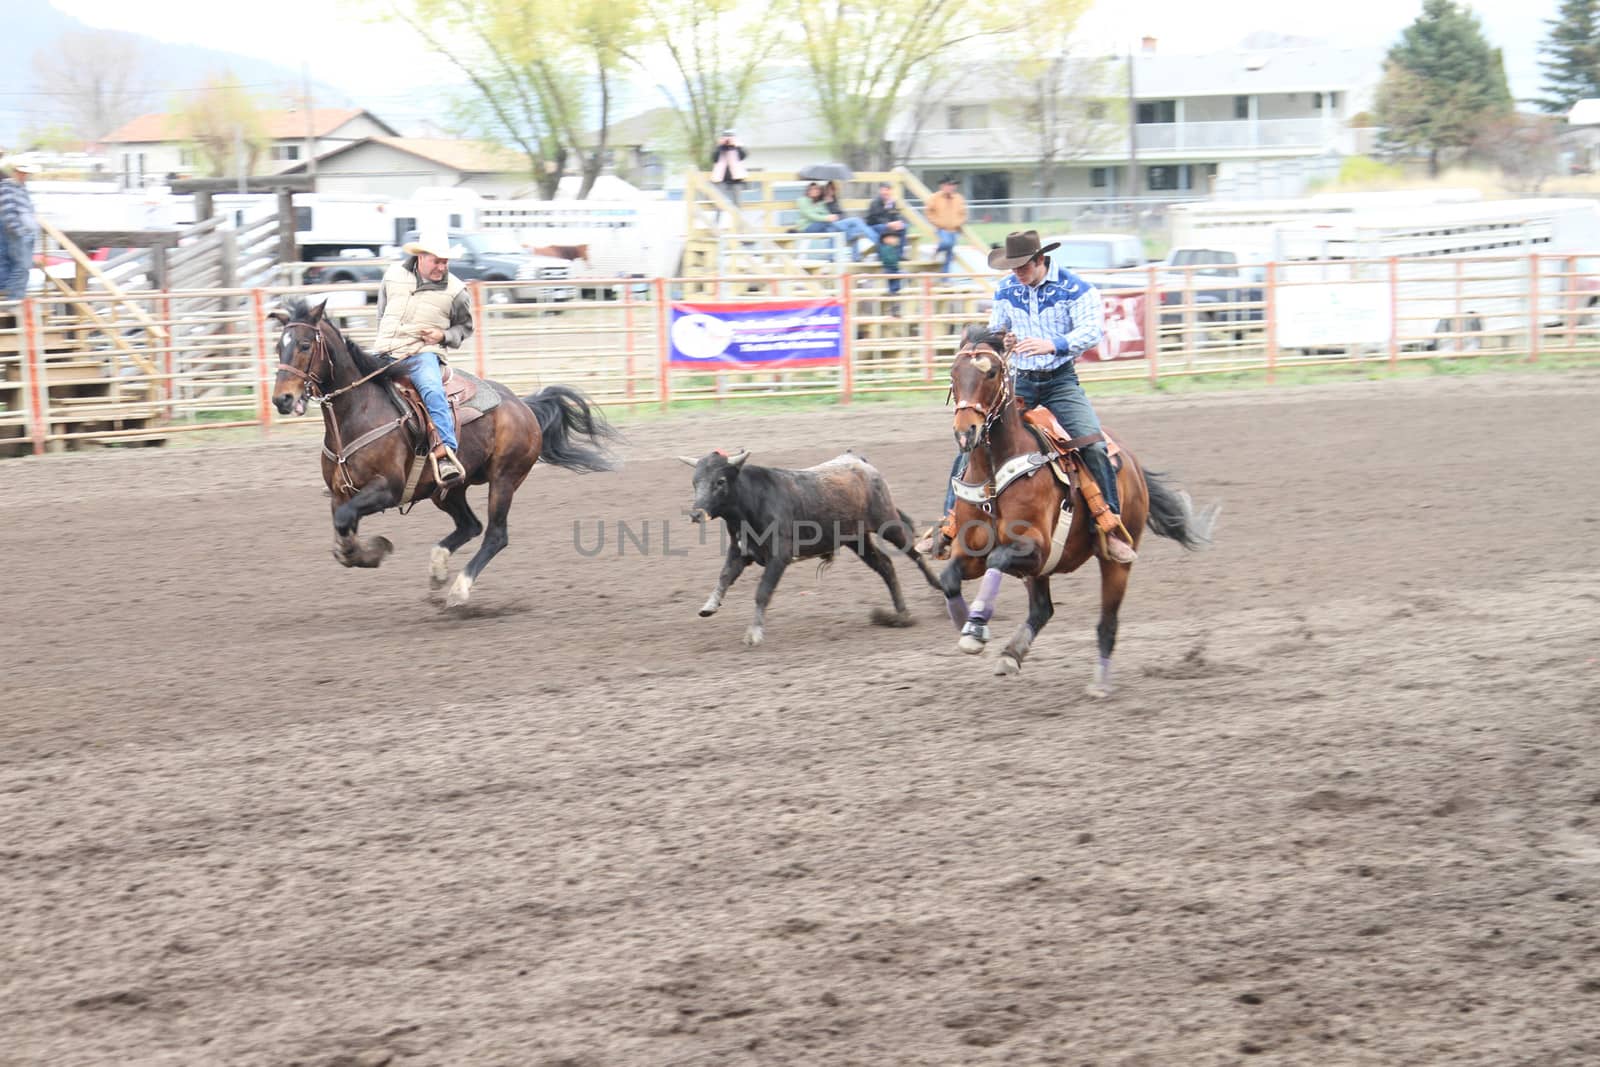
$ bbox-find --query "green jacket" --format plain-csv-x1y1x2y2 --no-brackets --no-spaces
795,196,832,225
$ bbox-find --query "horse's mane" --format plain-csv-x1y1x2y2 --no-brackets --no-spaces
961,323,1007,353
281,296,387,376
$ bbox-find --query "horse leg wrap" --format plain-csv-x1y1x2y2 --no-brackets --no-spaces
946,595,970,628
968,569,1004,622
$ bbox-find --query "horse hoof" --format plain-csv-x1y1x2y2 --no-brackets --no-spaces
429,546,450,588
994,655,1022,676
742,626,764,648
1086,682,1112,699
698,607,717,618
446,573,474,608
957,635,987,655
870,607,914,628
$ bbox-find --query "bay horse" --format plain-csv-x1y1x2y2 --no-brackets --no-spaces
269,297,620,608
938,325,1216,694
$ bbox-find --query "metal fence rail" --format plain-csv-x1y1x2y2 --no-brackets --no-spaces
3,251,1598,456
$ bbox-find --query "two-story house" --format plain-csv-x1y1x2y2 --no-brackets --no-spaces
98,108,399,189
899,39,1383,203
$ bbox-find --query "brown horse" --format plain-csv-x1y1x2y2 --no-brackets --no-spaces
269,298,619,608
938,325,1216,694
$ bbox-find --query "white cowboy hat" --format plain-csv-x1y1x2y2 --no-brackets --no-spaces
8,162,40,175
402,233,464,259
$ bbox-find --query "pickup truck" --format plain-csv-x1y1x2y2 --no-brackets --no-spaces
1039,232,1148,291
1157,245,1266,342
301,231,578,306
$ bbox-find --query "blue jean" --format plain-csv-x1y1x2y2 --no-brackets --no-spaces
3,230,34,300
397,350,456,450
942,363,1118,515
873,227,905,295
1015,363,1118,514
834,217,876,259
935,229,958,273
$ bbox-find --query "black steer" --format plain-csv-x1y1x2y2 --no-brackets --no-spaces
683,449,941,646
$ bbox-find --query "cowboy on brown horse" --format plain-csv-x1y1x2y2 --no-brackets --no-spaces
375,230,471,487
936,324,1216,692
919,229,1137,565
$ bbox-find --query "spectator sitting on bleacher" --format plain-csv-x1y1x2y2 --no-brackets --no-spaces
811,181,878,262
865,182,911,297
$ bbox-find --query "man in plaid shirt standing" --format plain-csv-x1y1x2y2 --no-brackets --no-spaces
0,161,40,301
921,229,1136,565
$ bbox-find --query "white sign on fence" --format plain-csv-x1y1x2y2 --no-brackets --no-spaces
1275,282,1390,349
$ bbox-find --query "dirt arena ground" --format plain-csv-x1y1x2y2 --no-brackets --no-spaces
3,372,1598,1066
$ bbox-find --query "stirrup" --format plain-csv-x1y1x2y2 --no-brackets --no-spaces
1100,523,1138,564
431,445,465,487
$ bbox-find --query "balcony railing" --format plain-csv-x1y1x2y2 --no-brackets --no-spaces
906,117,1340,161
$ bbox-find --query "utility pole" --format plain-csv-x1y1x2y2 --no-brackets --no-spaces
301,62,317,181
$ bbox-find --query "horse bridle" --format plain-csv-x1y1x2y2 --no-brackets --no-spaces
277,321,331,398
950,343,1012,445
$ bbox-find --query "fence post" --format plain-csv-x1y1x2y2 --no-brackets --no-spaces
470,281,488,379
1145,265,1160,385
920,273,935,383
22,298,46,455
250,288,272,435
622,280,636,400
1388,256,1399,368
839,272,854,404
1528,253,1541,364
1264,262,1278,385
654,277,671,411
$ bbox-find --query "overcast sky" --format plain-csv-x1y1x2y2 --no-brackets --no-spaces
55,0,1557,111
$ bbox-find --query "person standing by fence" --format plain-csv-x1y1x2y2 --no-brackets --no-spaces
0,162,40,302
925,175,967,274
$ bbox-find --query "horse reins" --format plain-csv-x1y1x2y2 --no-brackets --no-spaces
277,322,407,495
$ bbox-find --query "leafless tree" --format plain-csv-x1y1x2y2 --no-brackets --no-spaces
31,30,152,142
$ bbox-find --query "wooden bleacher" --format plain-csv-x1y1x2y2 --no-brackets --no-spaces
679,168,996,356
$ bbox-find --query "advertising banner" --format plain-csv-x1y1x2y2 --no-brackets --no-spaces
669,299,844,370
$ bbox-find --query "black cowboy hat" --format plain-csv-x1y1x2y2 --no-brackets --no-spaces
987,229,1060,270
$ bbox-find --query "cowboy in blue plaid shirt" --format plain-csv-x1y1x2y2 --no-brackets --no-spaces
919,229,1136,565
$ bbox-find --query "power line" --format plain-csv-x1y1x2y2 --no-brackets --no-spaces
0,82,297,99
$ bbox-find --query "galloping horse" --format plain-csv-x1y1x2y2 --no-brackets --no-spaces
269,298,619,607
938,325,1216,694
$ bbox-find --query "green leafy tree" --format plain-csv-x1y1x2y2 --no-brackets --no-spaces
790,0,1072,170
629,0,783,166
1537,0,1600,112
386,0,643,199
171,73,270,178
1376,0,1512,176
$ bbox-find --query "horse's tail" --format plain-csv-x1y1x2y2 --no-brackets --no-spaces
1143,470,1219,550
522,385,623,473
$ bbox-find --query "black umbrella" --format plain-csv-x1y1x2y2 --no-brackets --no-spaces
796,162,854,182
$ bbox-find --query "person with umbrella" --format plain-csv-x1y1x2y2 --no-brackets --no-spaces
796,178,876,261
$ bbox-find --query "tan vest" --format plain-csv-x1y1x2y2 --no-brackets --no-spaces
374,262,466,361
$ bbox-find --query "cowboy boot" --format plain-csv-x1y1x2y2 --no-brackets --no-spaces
432,443,465,487
1101,521,1138,564
914,511,959,560
1076,456,1137,564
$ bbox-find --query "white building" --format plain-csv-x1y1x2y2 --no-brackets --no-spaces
98,108,398,189
279,137,529,198
899,39,1383,201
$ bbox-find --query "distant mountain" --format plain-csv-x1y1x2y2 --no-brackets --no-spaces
1,3,352,145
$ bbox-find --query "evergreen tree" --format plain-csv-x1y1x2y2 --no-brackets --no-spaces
1377,0,1513,175
1537,0,1600,113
